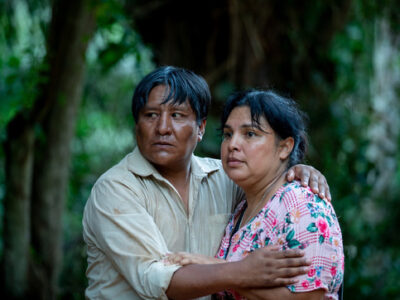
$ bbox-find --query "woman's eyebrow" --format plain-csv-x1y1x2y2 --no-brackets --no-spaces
223,123,256,129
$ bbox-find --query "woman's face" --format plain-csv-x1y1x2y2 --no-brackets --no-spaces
221,106,292,189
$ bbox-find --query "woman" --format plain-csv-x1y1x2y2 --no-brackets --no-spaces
167,90,344,299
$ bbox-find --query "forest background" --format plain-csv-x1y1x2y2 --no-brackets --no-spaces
0,0,399,299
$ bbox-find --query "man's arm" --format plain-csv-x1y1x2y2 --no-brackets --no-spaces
286,164,331,201
166,247,310,299
84,178,181,299
236,286,325,300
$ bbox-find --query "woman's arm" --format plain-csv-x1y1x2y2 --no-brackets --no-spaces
165,252,225,265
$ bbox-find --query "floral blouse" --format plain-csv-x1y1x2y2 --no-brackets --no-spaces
215,181,344,299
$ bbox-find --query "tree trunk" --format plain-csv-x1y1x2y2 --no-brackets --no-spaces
2,0,96,299
29,1,96,299
2,114,35,299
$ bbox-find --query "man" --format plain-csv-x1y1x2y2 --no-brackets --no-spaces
83,66,331,299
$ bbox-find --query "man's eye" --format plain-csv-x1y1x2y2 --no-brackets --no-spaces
145,112,158,118
172,112,183,118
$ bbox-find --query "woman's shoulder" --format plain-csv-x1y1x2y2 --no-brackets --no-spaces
274,180,333,213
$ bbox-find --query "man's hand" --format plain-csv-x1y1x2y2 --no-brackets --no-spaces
233,245,311,288
286,164,331,201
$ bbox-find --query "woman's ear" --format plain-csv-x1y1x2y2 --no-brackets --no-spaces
279,137,294,160
198,119,207,142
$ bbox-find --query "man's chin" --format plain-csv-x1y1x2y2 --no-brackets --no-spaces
148,154,176,168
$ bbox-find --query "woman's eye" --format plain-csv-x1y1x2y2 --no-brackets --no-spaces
246,131,256,137
222,132,232,139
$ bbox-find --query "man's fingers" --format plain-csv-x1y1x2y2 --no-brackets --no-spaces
309,174,319,193
326,187,332,202
318,177,327,199
286,168,295,182
300,168,310,187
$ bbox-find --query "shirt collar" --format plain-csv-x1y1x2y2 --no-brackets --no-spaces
127,147,219,180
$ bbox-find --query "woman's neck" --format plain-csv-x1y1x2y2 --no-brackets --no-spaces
240,168,287,226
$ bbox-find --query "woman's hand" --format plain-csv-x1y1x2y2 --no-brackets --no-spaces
286,164,331,201
164,252,225,266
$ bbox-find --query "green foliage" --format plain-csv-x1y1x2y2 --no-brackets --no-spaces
0,0,399,299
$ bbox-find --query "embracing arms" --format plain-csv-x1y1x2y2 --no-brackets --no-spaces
166,246,311,299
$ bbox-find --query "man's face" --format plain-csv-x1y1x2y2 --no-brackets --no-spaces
136,85,206,174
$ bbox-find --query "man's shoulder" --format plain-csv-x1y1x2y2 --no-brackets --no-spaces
193,155,223,170
95,154,134,186
89,152,146,203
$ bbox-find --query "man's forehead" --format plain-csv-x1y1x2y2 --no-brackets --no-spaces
146,85,192,109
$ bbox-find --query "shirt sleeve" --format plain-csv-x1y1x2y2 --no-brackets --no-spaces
274,185,344,296
83,176,181,299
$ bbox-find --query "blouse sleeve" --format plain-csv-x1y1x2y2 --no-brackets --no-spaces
273,184,344,298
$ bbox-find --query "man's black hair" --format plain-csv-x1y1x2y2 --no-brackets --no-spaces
132,66,211,124
221,89,309,168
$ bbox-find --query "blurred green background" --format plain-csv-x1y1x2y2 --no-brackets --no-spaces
0,0,399,299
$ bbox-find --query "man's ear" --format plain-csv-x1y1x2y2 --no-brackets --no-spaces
198,119,207,142
279,137,294,160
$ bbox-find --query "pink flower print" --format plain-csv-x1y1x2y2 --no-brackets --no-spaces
232,243,240,253
317,218,330,238
271,218,277,226
308,268,316,277
219,248,225,257
330,266,337,277
301,280,310,289
315,279,322,287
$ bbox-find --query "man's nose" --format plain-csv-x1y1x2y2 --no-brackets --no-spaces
157,113,172,135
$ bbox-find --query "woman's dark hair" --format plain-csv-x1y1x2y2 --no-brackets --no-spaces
221,89,308,168
132,66,211,124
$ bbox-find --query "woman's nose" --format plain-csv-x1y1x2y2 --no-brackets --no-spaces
228,134,240,151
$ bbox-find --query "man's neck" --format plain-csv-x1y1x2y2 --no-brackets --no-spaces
156,163,192,213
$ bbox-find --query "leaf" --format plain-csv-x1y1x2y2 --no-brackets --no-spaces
288,239,301,249
286,229,295,241
319,235,325,244
307,223,318,232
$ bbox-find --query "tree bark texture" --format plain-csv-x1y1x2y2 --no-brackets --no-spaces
2,0,96,299
2,115,35,299
29,0,96,299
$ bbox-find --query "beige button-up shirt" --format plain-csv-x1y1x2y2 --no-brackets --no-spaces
83,147,243,299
